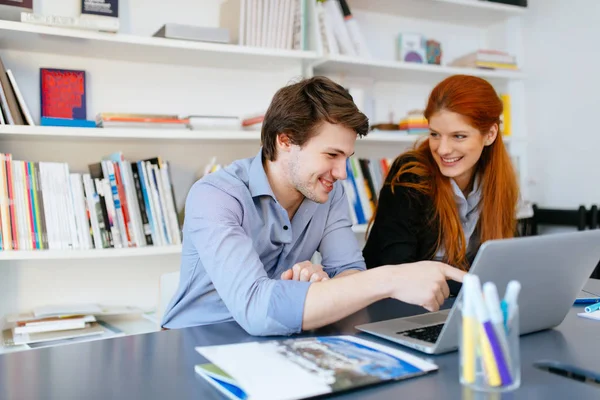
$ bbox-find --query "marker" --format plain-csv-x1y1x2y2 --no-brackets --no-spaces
461,275,476,384
503,281,521,330
585,301,600,313
470,276,502,387
484,282,514,386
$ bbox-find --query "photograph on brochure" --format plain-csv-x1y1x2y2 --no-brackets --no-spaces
194,335,438,400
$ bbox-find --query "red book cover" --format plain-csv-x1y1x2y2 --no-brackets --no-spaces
40,68,87,120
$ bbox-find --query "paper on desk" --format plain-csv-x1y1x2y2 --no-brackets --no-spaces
577,310,600,321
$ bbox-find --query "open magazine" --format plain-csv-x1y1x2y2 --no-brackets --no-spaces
195,335,438,400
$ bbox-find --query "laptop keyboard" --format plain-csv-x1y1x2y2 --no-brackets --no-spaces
397,323,444,343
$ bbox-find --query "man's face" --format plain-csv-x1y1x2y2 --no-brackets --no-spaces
286,122,356,204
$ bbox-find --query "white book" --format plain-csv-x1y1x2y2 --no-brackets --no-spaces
323,0,356,56
159,162,181,245
148,163,170,245
58,163,79,249
82,173,103,249
69,173,92,250
0,83,14,125
21,12,119,32
261,0,269,47
284,0,296,49
6,70,34,126
316,2,338,55
14,319,88,335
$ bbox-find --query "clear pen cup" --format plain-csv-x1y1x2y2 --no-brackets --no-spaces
458,300,521,392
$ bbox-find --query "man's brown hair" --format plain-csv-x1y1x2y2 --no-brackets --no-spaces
261,76,369,161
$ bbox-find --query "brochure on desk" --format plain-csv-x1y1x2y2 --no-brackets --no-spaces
194,335,438,400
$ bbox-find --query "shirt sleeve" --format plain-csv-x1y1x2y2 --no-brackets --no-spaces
318,182,366,276
185,182,311,336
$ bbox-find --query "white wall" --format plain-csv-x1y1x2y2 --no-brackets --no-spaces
524,0,600,208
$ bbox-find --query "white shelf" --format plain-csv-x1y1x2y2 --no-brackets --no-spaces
0,125,263,142
0,245,182,261
313,55,525,83
349,0,526,27
0,21,317,69
0,125,437,144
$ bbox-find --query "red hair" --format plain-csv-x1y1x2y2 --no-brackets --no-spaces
384,75,519,269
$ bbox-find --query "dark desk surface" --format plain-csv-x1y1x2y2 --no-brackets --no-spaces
2,280,600,400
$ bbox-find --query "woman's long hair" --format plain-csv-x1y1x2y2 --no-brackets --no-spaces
384,75,519,269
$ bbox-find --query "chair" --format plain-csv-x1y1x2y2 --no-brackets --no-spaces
529,204,588,235
527,204,600,279
157,271,180,328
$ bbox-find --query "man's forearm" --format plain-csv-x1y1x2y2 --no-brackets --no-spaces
333,269,361,278
302,267,391,331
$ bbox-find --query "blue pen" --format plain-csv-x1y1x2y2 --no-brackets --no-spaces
585,301,600,313
575,297,600,305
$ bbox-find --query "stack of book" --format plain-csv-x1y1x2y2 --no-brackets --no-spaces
96,113,190,129
2,304,140,349
20,0,120,32
450,50,518,71
398,110,429,135
0,151,180,251
221,0,307,50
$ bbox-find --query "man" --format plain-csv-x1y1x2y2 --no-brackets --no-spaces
162,76,464,335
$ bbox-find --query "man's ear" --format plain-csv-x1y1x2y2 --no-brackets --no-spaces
276,132,292,153
484,123,499,146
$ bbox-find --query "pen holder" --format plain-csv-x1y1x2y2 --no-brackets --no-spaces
459,300,521,392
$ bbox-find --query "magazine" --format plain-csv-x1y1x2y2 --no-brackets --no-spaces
194,335,438,400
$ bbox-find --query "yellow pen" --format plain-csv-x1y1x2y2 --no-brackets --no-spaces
461,275,476,384
470,276,502,387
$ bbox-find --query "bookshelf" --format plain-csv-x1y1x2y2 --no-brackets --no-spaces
0,20,317,69
0,0,530,345
312,55,525,83
348,0,526,26
0,245,182,261
0,125,507,144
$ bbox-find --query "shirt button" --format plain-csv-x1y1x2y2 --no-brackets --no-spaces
283,225,289,230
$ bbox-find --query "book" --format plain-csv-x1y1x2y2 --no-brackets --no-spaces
80,0,118,19
40,68,87,120
21,12,119,32
0,0,32,22
195,335,438,400
153,23,230,44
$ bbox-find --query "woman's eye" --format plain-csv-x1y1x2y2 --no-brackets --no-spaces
327,153,336,158
455,135,466,139
429,132,439,138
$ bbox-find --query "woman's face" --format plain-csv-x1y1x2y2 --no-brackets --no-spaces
428,110,497,191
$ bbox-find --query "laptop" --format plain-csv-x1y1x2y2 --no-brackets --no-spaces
356,230,600,354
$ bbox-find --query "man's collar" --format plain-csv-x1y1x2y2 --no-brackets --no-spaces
249,148,275,198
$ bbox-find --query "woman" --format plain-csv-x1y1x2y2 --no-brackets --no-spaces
363,75,519,288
